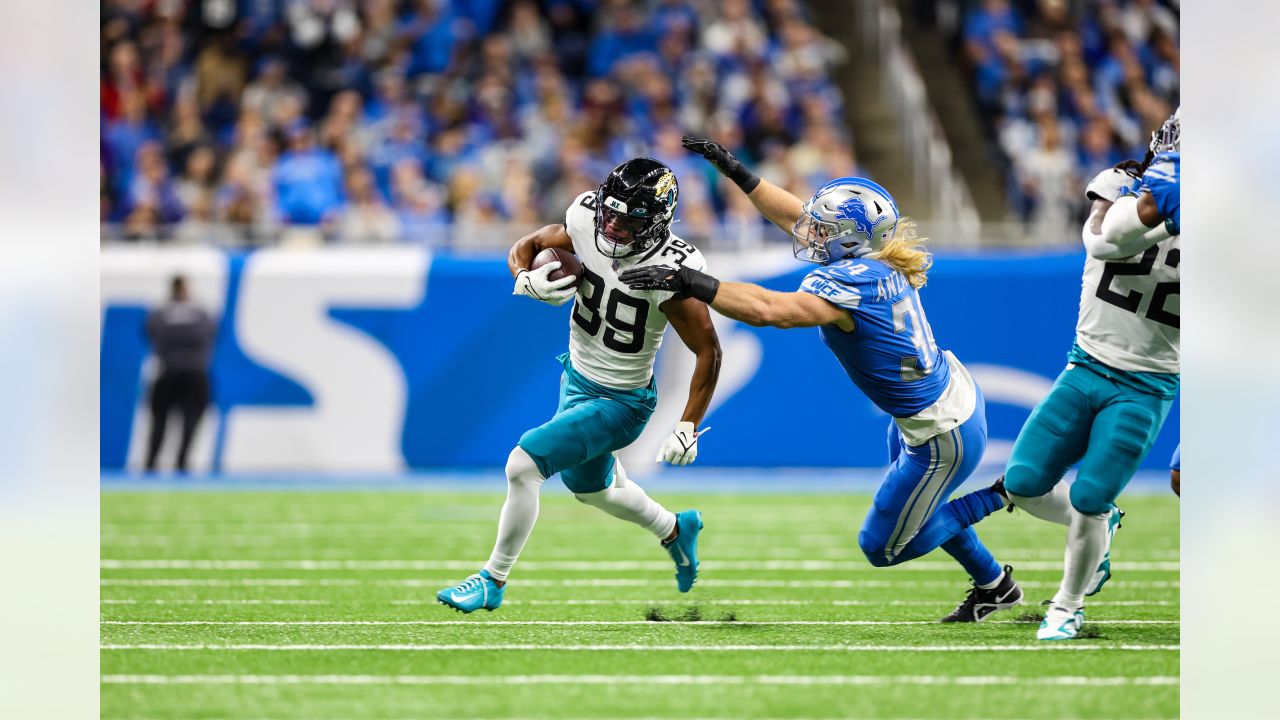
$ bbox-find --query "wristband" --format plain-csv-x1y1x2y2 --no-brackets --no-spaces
684,269,721,304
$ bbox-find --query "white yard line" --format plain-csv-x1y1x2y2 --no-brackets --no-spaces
99,578,1181,589
100,673,1179,686
100,619,1177,627
101,599,330,605
100,597,1177,607
100,643,1179,652
100,559,1180,572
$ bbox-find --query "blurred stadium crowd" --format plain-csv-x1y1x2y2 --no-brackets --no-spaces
100,0,854,248
938,0,1178,229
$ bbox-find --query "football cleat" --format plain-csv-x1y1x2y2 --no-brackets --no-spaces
663,509,703,592
436,569,504,613
940,564,1024,622
1037,603,1085,641
1086,507,1125,596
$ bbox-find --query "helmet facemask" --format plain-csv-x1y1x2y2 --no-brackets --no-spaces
792,211,852,264
594,195,667,259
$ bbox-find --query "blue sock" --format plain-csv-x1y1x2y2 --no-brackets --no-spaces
941,528,1002,586
947,486,1006,527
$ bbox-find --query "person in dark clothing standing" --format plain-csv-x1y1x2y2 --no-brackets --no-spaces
144,275,218,473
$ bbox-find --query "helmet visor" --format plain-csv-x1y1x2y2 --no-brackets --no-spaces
791,213,838,263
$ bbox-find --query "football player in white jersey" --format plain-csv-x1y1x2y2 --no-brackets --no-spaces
436,158,722,613
1001,109,1181,640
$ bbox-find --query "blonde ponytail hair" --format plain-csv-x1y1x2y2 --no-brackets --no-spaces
867,218,932,289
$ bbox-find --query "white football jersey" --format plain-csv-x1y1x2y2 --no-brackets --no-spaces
1075,234,1179,374
563,191,707,389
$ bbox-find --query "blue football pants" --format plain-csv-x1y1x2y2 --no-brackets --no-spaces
858,391,1005,585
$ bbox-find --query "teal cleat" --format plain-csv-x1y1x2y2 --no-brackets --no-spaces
663,510,703,592
436,569,504,613
1086,507,1124,596
1037,603,1085,641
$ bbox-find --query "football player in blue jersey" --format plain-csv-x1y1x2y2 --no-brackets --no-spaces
621,138,1021,622
1000,109,1180,640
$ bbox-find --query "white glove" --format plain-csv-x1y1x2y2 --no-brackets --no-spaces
513,262,577,306
1085,167,1139,203
655,422,708,466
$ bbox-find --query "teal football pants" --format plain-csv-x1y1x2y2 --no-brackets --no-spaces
1004,363,1173,515
518,354,657,494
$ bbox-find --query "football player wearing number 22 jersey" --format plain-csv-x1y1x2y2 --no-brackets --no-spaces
1003,109,1180,641
624,137,1022,622
437,158,722,613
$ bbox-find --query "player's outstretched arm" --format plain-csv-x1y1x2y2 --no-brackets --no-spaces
710,282,851,330
620,265,851,331
656,297,723,465
682,136,804,235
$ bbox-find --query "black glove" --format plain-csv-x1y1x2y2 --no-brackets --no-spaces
681,136,761,194
619,265,721,304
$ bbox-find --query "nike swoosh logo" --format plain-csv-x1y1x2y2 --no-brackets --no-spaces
994,586,1018,603
450,591,480,603
675,546,691,567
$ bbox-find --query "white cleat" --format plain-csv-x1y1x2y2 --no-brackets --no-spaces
1086,507,1124,596
1037,603,1085,641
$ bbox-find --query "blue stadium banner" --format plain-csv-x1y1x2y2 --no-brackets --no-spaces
101,247,1178,474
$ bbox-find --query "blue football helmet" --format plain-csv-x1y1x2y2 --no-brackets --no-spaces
792,177,901,264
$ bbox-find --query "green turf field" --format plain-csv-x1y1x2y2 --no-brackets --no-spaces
101,488,1179,719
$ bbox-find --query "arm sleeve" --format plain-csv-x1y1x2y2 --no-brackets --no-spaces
1083,195,1172,260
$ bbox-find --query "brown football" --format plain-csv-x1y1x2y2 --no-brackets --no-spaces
532,247,583,287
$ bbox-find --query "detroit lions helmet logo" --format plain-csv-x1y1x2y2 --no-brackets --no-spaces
833,196,875,240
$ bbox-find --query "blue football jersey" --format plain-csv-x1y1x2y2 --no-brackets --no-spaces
1141,151,1180,234
799,258,950,417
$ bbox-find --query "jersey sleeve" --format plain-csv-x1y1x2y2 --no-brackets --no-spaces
1140,152,1180,234
647,239,706,307
798,263,866,311
564,191,598,255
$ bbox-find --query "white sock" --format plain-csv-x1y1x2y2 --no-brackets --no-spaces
482,447,545,582
977,570,1005,590
574,455,676,540
1008,482,1073,526
1053,507,1110,611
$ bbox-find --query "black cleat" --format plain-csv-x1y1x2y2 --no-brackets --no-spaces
940,564,1024,623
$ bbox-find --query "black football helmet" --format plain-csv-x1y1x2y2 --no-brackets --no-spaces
594,158,679,259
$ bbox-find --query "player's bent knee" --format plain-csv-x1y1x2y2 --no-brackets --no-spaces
1003,465,1051,499
506,446,545,487
858,530,893,568
1068,478,1112,516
